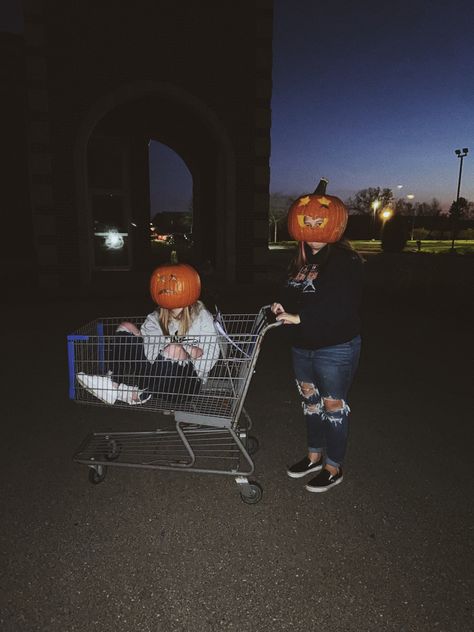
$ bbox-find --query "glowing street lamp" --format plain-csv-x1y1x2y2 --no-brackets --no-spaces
371,199,381,239
380,208,393,240
404,194,416,240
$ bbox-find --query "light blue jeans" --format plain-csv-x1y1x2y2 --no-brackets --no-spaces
292,335,361,467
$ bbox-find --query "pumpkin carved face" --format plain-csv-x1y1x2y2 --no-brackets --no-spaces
150,262,201,309
287,193,348,243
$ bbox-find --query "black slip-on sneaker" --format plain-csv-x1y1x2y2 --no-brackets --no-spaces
305,467,343,492
287,455,324,479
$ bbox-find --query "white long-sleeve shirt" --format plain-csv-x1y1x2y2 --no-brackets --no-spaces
140,303,220,381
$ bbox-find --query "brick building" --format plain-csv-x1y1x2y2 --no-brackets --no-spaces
19,0,273,292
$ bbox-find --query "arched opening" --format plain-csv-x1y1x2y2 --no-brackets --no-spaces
149,141,194,256
75,81,236,290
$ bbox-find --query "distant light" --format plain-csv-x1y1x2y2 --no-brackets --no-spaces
371,199,381,211
381,208,392,220
131,222,137,227
397,184,403,189
406,194,415,200
94,229,127,250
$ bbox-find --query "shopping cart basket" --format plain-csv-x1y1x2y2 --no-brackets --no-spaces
68,306,280,503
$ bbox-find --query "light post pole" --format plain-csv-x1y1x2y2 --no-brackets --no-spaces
451,148,469,251
405,194,416,240
371,199,380,240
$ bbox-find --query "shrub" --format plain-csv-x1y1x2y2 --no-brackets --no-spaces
381,213,407,253
457,228,474,240
412,227,430,240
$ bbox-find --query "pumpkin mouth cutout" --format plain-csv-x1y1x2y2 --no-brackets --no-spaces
157,274,181,295
158,288,178,295
298,215,329,229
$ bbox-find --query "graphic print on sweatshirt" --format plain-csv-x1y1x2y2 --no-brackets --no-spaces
288,264,320,293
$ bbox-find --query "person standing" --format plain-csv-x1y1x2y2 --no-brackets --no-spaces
271,178,363,492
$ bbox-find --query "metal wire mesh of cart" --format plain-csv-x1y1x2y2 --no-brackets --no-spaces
67,308,279,429
75,426,251,474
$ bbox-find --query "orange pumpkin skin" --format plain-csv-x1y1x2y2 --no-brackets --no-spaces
287,193,348,243
150,262,201,309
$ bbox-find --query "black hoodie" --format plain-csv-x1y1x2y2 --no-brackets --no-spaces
279,243,363,350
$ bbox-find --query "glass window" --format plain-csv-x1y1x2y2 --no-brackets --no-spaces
91,193,130,268
88,137,132,269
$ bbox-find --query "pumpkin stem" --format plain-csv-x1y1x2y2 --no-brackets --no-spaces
170,250,179,264
314,177,328,195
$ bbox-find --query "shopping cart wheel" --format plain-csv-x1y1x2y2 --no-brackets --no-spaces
246,435,259,456
88,465,107,485
240,482,263,505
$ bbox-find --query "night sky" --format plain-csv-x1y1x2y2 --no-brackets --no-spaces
150,0,474,212
2,0,473,210
271,0,474,207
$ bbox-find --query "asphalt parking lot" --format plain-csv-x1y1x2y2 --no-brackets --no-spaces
1,273,472,632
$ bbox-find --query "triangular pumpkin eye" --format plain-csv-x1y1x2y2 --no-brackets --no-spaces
170,274,177,281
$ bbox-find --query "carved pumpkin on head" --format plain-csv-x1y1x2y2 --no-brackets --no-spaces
150,254,201,309
287,178,348,243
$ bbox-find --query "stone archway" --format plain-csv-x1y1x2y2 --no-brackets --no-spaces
74,80,236,287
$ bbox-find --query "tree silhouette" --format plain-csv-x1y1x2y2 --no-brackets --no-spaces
269,192,294,242
346,187,393,214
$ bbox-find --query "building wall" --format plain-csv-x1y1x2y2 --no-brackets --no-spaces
21,0,273,291
0,32,36,289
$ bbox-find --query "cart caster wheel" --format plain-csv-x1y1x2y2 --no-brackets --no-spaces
88,465,107,485
240,482,263,505
104,439,121,461
246,435,259,455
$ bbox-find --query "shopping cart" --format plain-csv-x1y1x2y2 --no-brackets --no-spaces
68,307,280,503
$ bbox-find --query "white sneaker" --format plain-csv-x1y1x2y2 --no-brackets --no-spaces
76,373,118,405
116,383,152,406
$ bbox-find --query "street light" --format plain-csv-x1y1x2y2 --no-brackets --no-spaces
371,199,381,239
452,148,469,250
405,194,416,240
455,148,469,199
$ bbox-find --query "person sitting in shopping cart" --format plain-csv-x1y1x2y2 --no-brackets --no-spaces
76,264,220,406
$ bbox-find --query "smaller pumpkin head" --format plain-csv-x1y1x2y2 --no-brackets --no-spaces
150,258,201,309
287,179,348,243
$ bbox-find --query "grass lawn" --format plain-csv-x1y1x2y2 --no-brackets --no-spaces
270,240,474,254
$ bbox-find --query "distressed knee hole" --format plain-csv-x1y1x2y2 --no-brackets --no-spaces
323,398,344,412
298,381,317,398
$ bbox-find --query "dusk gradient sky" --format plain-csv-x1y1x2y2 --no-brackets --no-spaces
271,0,474,207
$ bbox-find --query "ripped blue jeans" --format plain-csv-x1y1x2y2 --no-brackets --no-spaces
292,336,361,468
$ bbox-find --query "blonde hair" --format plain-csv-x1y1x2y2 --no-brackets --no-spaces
158,301,204,335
